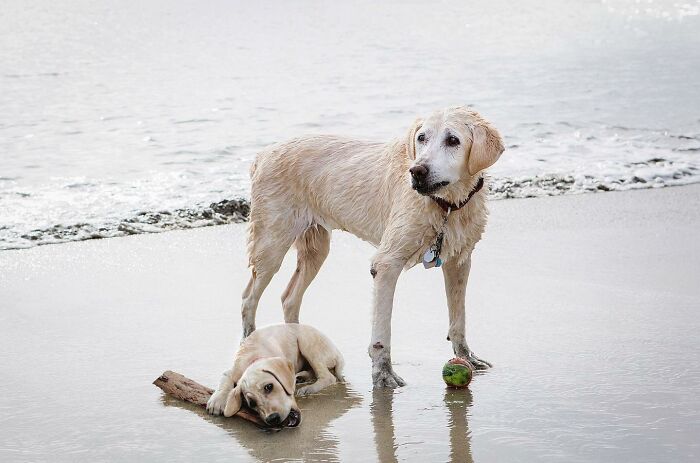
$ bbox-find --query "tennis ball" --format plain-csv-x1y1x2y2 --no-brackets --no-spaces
442,357,473,387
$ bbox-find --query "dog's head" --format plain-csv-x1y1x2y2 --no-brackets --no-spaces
407,106,504,195
223,357,301,428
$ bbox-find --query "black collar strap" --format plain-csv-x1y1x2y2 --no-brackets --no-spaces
430,177,484,213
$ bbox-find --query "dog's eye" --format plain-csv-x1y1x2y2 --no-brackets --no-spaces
446,135,460,147
264,383,273,393
417,133,425,143
248,398,257,409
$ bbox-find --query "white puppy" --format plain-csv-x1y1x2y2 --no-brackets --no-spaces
240,106,504,388
207,324,344,427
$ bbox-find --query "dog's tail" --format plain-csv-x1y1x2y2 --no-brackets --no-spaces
249,157,258,178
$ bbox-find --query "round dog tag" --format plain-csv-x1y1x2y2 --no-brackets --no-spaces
423,248,435,263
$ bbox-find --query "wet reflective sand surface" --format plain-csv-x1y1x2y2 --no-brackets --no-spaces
1,185,699,462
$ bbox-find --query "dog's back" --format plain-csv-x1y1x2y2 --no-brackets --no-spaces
248,135,405,247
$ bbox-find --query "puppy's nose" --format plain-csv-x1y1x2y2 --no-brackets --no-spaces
265,413,282,426
409,164,429,180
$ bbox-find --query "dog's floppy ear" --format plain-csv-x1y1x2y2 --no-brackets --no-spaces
468,122,505,175
406,118,423,160
223,384,243,417
263,357,296,396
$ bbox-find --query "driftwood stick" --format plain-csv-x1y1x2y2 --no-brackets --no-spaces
153,370,265,426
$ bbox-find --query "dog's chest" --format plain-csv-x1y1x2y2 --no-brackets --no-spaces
407,201,488,269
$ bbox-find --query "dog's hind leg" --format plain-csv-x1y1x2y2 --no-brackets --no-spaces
281,225,331,324
241,219,296,338
296,372,337,397
332,353,345,382
295,370,315,384
295,356,338,397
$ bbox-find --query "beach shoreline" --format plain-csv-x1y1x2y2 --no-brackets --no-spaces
3,180,699,252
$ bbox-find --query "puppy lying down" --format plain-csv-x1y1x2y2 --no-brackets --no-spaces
206,323,344,427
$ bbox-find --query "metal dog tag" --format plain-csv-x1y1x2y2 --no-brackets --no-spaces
424,231,446,269
423,244,442,269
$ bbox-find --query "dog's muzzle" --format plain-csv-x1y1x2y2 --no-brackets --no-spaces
410,165,449,195
412,178,450,195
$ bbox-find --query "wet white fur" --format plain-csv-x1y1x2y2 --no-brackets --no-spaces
239,106,504,387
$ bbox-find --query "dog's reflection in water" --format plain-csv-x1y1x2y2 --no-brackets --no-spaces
370,388,474,463
162,382,361,462
444,388,474,463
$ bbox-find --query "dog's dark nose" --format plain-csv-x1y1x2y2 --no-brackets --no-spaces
409,164,429,180
265,413,282,426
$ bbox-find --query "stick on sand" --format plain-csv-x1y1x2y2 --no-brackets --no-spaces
153,370,265,426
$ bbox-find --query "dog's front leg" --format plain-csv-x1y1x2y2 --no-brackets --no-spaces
368,253,406,388
206,368,237,415
442,253,492,370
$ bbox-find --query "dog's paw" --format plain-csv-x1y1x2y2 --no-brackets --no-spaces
206,389,228,416
372,368,406,389
460,351,492,370
295,370,314,384
454,344,492,370
295,384,318,397
371,352,406,388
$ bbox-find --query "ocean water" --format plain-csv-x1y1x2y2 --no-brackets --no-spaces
2,0,699,250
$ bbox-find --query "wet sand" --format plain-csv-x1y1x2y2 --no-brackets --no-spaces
1,185,699,462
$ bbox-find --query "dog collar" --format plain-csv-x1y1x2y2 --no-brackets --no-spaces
430,177,484,213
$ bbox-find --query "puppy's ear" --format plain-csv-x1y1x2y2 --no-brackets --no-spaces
223,385,243,417
406,118,423,160
264,357,296,396
468,122,505,175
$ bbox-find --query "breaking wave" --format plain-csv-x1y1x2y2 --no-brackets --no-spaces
1,155,697,251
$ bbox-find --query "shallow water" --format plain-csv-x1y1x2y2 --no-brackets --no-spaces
2,0,700,249
1,186,698,462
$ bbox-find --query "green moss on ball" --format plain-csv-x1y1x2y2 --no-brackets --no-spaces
442,358,473,387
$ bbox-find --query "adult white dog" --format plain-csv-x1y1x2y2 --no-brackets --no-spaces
240,106,504,388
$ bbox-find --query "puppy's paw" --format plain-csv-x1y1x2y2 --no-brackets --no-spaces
295,384,318,397
295,370,314,384
206,389,228,416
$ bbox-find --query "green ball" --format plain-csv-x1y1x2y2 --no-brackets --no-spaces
442,358,473,387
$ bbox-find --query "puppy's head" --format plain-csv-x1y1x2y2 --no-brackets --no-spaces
223,357,301,428
407,106,504,195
